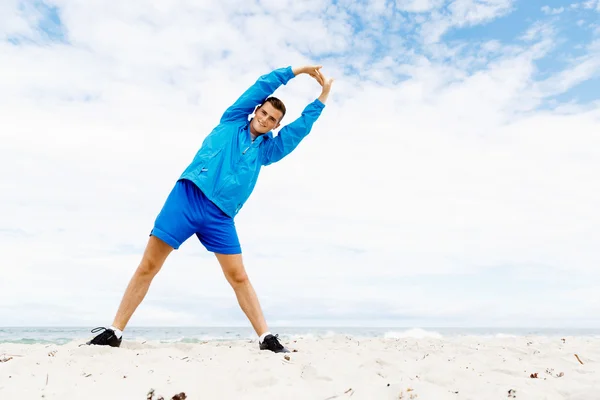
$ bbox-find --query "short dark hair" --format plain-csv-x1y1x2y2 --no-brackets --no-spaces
259,97,286,121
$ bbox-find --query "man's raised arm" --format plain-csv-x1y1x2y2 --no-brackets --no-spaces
220,65,326,124
260,70,334,166
219,67,294,123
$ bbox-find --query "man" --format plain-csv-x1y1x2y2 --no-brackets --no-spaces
86,65,334,353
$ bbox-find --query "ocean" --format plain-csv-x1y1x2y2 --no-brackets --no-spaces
2,327,600,345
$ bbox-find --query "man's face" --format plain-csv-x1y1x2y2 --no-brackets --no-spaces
252,102,283,134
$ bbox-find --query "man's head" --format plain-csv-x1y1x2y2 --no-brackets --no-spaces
251,97,286,135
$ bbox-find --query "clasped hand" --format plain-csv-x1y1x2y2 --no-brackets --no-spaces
293,65,334,93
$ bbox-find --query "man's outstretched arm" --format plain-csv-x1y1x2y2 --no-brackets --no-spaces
260,70,334,166
220,65,324,124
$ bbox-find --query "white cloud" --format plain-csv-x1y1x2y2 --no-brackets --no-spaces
447,0,514,24
395,0,445,12
582,0,600,11
421,0,515,43
541,6,565,15
533,51,600,97
521,20,555,43
1,0,600,328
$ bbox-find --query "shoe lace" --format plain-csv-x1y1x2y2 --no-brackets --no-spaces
89,327,115,343
264,334,284,350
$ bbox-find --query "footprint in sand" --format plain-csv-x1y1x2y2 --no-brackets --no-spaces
301,365,333,382
251,376,279,387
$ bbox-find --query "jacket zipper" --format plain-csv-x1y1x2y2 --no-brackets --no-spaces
212,134,256,202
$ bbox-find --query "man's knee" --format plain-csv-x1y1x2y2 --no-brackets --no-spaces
136,236,172,277
137,257,162,277
217,254,249,286
227,268,249,286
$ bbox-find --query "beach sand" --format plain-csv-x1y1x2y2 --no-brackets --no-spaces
1,335,598,399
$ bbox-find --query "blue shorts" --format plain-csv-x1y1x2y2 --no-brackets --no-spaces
150,179,242,254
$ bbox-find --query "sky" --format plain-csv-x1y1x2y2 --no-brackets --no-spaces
1,0,599,329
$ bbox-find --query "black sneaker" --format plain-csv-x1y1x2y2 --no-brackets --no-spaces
86,327,122,348
259,334,290,353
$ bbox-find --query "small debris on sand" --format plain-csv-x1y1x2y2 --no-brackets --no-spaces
508,388,517,398
0,356,13,363
574,354,584,365
530,373,539,379
147,389,187,400
398,387,418,399
545,368,565,378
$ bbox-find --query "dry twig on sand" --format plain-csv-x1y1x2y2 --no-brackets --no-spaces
574,354,584,365
323,388,354,399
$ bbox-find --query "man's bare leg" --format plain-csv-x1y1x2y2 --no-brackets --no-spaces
111,236,174,330
214,253,269,337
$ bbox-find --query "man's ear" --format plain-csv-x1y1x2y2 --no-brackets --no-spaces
275,122,281,129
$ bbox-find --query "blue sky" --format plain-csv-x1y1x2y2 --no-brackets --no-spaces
1,0,600,329
8,1,65,44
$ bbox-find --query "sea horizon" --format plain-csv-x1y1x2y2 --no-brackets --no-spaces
2,326,600,345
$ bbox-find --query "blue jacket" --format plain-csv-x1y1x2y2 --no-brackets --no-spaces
179,66,326,218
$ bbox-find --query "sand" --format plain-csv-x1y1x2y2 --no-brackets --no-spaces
1,334,598,399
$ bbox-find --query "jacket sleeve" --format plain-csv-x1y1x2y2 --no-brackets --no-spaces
220,66,296,124
260,99,325,166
